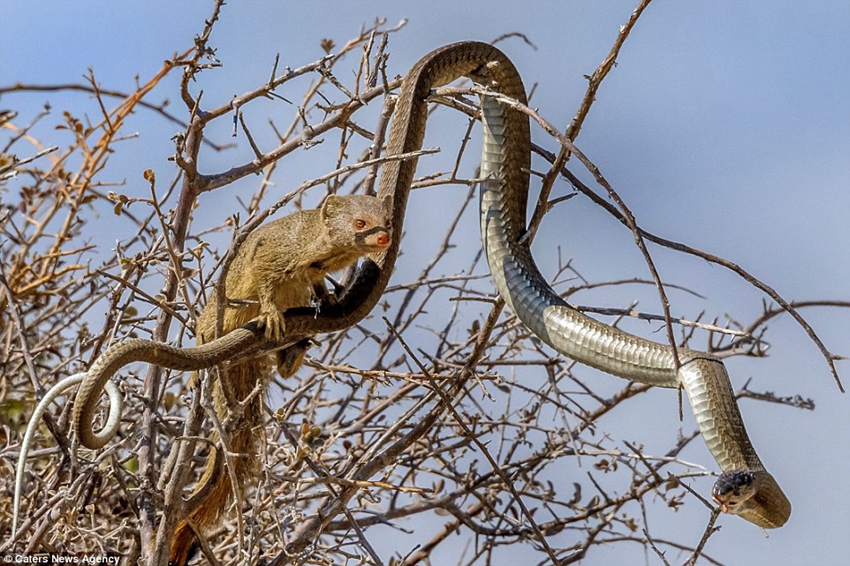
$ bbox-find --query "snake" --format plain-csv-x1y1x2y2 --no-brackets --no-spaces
12,41,790,538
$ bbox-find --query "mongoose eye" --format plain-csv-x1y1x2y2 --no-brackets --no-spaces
354,219,367,229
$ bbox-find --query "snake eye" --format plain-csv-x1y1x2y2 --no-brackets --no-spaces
354,219,366,229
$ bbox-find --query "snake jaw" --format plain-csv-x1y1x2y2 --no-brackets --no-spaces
712,470,757,514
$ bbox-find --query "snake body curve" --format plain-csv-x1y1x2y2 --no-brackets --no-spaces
47,42,788,530
474,46,790,528
72,327,267,449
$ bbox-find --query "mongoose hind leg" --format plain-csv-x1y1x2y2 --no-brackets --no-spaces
276,338,319,378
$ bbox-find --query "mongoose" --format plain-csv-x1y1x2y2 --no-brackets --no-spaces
169,194,390,566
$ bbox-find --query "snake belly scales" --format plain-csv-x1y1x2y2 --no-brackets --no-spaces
15,41,791,535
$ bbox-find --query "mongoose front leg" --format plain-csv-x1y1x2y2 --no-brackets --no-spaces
257,281,285,341
275,282,332,378
316,274,349,305
310,279,342,311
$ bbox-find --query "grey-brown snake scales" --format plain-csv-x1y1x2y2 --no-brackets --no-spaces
13,41,790,537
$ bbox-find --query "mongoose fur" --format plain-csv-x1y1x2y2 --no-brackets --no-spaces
168,194,390,565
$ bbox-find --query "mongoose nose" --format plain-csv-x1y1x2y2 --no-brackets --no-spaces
376,231,390,247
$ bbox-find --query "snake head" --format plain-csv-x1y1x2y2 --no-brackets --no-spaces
712,470,757,515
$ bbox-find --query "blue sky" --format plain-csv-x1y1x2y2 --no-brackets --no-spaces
2,2,848,564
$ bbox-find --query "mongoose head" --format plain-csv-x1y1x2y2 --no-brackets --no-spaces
321,194,391,253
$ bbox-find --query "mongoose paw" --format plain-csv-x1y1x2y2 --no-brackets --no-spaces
259,310,285,341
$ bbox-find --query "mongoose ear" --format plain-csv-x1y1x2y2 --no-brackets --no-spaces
380,195,392,215
320,194,343,220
